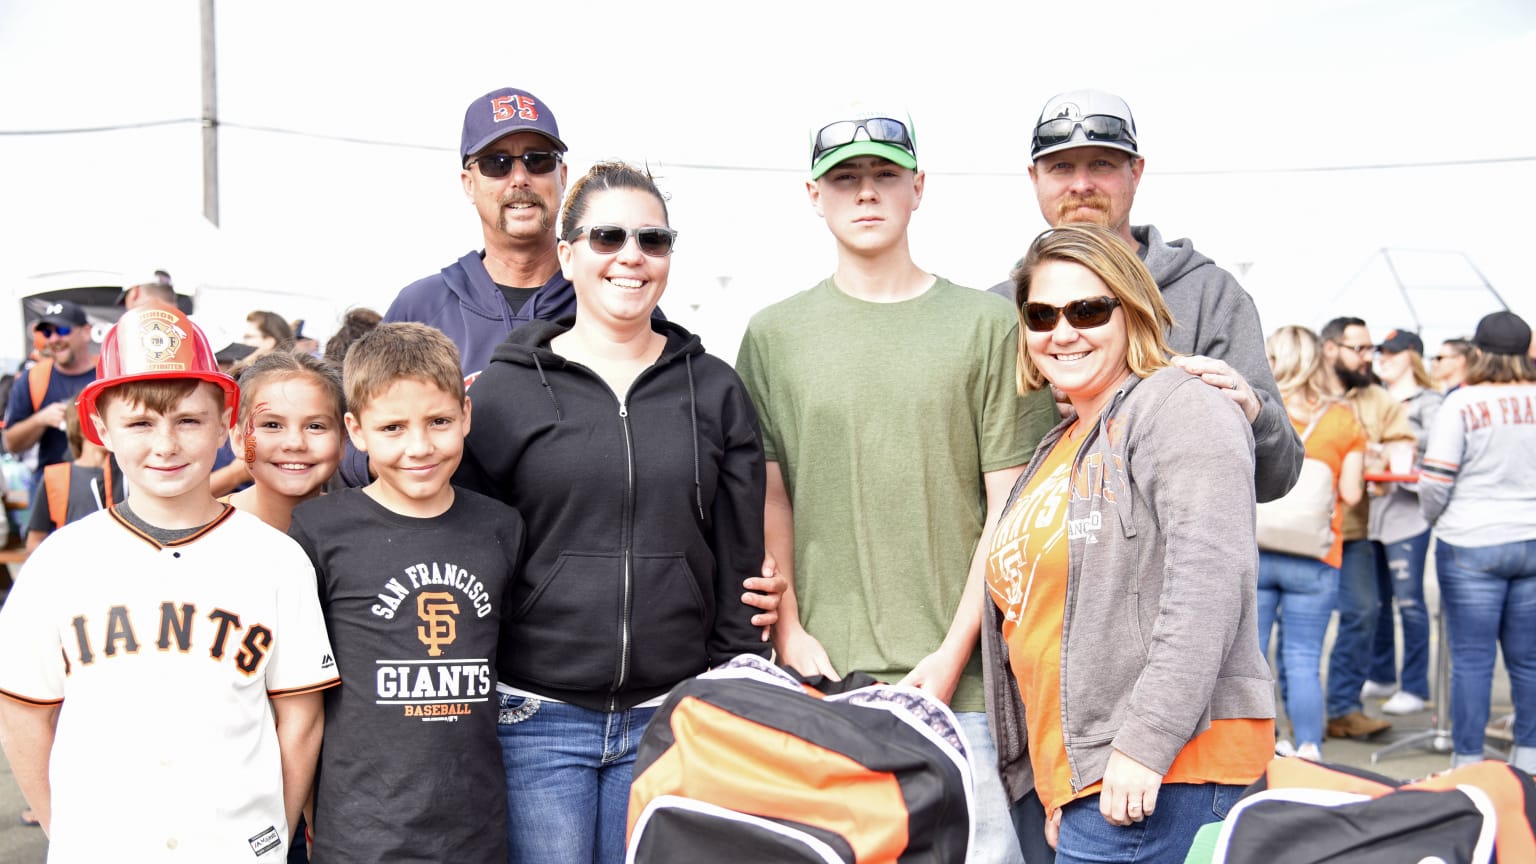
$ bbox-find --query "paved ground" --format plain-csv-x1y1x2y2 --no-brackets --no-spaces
0,559,1516,863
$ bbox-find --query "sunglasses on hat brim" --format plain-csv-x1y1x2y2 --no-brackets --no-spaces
811,118,915,168
1032,114,1136,154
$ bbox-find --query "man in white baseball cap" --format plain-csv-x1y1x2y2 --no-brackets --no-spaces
993,89,1301,504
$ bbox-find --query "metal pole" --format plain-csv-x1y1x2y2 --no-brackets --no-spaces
200,0,219,226
1371,605,1454,762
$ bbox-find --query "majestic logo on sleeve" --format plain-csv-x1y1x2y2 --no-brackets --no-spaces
416,592,458,657
373,562,495,722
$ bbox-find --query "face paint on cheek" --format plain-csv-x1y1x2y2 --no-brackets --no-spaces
243,401,269,464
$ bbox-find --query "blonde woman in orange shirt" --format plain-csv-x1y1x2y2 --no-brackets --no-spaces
982,224,1274,864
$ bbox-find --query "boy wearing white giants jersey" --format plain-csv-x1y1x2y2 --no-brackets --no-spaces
0,304,338,862
289,323,524,863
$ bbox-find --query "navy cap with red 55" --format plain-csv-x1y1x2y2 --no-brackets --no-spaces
460,87,567,165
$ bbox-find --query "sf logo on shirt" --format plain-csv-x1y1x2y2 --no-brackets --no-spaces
417,592,458,657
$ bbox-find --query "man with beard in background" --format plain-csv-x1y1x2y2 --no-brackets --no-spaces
4,301,98,473
1318,316,1415,742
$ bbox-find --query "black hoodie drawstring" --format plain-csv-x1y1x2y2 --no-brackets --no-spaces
531,353,563,420
685,353,704,522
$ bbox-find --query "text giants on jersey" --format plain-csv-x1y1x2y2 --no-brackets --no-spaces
69,603,271,674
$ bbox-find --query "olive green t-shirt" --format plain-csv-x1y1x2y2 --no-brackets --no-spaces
736,276,1057,711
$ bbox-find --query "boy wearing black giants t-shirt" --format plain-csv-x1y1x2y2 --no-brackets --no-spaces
289,323,525,863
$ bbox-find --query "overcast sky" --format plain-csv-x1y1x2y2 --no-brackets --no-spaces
2,0,1531,356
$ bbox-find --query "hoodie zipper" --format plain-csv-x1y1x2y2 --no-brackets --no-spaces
605,363,669,711
1061,385,1129,794
612,398,636,709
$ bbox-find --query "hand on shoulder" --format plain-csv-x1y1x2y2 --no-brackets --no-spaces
1169,355,1261,423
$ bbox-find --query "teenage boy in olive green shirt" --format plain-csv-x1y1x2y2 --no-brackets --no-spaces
737,108,1055,864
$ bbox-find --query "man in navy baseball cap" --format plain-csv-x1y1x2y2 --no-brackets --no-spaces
379,86,575,388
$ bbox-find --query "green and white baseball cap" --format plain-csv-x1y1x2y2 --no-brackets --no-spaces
809,105,918,179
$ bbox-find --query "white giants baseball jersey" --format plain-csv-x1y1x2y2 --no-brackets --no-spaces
0,507,338,863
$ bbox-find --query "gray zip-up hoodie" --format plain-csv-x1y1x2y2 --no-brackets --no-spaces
1135,225,1300,504
991,224,1304,503
982,367,1275,801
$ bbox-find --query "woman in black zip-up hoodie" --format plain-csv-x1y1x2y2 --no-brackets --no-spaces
455,162,769,863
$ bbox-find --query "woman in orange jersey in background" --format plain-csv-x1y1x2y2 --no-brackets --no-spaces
982,224,1273,864
1259,326,1365,761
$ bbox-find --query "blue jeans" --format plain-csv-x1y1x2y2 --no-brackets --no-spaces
1256,552,1339,747
954,711,1025,864
1055,783,1244,864
1326,539,1382,718
1436,539,1536,758
497,693,658,864
1368,530,1433,698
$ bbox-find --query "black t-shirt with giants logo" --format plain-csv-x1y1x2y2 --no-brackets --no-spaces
289,486,525,864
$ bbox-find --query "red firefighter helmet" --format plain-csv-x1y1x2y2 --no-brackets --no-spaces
77,302,240,446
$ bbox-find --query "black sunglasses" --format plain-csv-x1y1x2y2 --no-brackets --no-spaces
573,225,678,257
1022,296,1122,332
1032,114,1136,153
467,151,562,178
811,117,915,167
35,323,73,337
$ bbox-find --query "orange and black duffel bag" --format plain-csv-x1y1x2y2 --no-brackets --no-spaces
626,654,974,863
1195,757,1536,863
